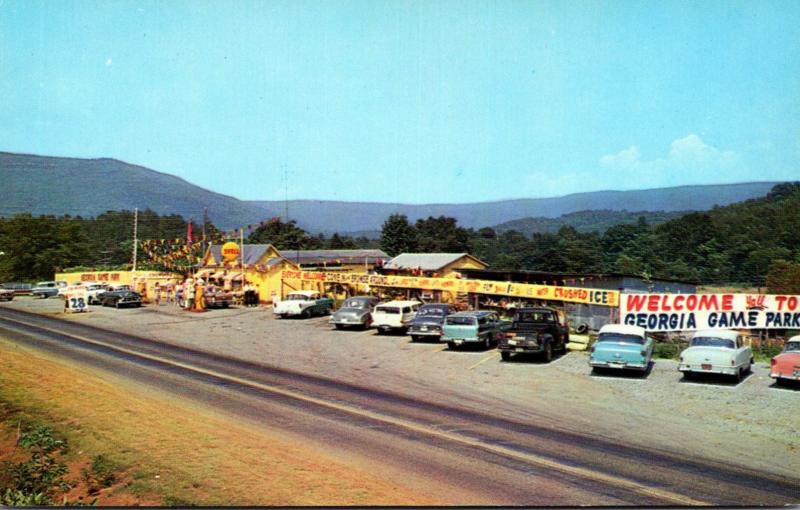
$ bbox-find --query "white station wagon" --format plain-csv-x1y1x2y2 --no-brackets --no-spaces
372,300,420,334
678,330,753,382
273,290,333,319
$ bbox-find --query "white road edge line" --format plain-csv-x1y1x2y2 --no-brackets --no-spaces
0,315,707,507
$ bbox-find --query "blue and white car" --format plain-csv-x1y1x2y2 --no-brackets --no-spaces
589,324,653,373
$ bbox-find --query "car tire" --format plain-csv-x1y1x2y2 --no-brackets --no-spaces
501,351,511,362
410,335,418,342
335,324,344,330
735,367,743,383
302,309,311,319
542,342,553,363
115,301,120,309
591,366,603,375
447,341,456,350
483,335,491,350
682,371,694,381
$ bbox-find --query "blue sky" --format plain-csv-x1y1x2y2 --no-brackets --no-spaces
1,0,798,203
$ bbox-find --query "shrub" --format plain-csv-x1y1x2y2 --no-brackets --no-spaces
81,454,118,493
0,425,71,505
653,342,681,360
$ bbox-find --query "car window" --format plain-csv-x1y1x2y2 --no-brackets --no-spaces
376,306,400,314
691,337,735,349
598,333,645,345
515,311,554,323
345,299,366,308
785,342,800,352
402,306,411,313
418,306,445,316
446,316,475,326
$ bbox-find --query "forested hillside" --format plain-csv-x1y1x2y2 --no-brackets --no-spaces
492,210,687,235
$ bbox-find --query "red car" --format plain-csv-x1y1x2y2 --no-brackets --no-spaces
770,336,800,386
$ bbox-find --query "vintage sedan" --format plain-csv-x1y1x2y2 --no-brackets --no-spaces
100,290,143,308
589,324,653,373
678,330,753,382
329,296,380,330
770,336,800,386
273,290,333,318
441,311,509,350
0,283,32,296
408,303,456,342
31,281,67,299
0,286,14,301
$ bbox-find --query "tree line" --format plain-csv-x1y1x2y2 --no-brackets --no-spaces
1,183,798,289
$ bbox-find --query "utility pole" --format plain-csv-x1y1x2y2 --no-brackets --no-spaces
202,207,208,243
132,207,138,272
283,165,289,222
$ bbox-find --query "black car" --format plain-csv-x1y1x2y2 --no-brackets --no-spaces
101,290,143,308
498,307,569,362
408,303,456,342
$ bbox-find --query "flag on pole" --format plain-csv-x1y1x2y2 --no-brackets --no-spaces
187,220,194,245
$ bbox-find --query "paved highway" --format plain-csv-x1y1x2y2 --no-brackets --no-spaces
0,307,797,506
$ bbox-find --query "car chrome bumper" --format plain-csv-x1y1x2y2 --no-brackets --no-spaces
770,372,800,380
590,360,647,370
679,364,739,375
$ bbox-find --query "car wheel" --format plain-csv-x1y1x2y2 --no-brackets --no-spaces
501,351,511,362
115,301,120,309
335,324,344,330
410,335,418,342
682,371,694,381
447,341,456,350
542,342,553,363
591,366,604,375
301,309,311,319
735,367,743,383
483,335,491,350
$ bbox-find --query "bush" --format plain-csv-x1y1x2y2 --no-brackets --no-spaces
0,425,71,505
653,342,681,360
81,454,118,493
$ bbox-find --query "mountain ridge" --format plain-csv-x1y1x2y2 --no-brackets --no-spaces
0,151,781,233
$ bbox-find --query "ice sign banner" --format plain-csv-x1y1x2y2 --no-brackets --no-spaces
620,293,800,331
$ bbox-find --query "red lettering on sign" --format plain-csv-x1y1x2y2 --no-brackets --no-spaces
626,294,648,312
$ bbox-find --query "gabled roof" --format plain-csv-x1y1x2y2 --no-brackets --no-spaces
278,249,389,265
383,253,486,271
207,244,279,266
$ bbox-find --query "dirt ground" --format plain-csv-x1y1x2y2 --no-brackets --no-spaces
0,336,441,506
2,296,799,483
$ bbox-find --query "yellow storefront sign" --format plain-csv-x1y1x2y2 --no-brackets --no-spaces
281,270,618,307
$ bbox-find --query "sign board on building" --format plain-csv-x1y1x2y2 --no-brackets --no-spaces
281,270,618,306
620,292,800,331
222,242,241,262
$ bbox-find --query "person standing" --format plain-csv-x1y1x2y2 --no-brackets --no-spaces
185,277,195,310
153,282,162,306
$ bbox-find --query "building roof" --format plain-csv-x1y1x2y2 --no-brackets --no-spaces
208,244,278,266
384,253,485,272
278,249,389,265
457,268,698,285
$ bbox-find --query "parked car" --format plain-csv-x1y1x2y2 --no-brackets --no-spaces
0,286,14,301
31,281,66,299
588,324,653,373
441,311,510,350
273,291,333,318
329,296,381,330
83,283,110,304
678,330,753,382
100,290,143,308
408,303,457,342
372,300,420,334
0,282,32,295
204,286,234,309
770,335,800,386
498,306,569,362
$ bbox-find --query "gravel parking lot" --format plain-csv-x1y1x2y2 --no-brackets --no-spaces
3,296,798,480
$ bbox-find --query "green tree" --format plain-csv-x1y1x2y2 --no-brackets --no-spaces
766,260,800,294
380,214,418,256
415,216,471,253
247,219,313,250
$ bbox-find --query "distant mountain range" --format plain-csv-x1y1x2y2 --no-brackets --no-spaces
493,210,689,236
0,151,781,233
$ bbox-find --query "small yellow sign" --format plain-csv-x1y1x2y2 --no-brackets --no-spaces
221,242,241,262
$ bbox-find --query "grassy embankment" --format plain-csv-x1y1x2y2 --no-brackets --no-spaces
0,337,436,506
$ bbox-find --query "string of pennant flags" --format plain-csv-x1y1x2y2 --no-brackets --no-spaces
138,217,283,270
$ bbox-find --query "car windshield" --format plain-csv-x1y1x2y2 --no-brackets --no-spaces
344,299,368,309
446,316,476,326
597,333,644,345
376,306,400,314
418,306,446,316
784,342,800,352
691,337,735,349
287,294,311,301
36,282,52,287
515,311,554,323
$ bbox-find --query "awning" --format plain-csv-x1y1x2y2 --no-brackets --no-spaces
196,269,213,278
212,270,227,279
224,273,243,281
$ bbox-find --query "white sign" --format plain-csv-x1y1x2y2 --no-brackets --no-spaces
620,292,800,331
64,285,89,313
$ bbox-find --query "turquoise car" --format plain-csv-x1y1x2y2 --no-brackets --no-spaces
589,324,653,374
441,311,509,350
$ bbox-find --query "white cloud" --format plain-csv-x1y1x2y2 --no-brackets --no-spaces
598,134,742,186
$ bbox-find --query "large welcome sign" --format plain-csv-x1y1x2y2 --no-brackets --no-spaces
620,292,800,331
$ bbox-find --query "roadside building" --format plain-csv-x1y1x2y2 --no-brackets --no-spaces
458,268,697,331
380,253,489,303
55,270,182,302
200,243,298,304
278,249,389,273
